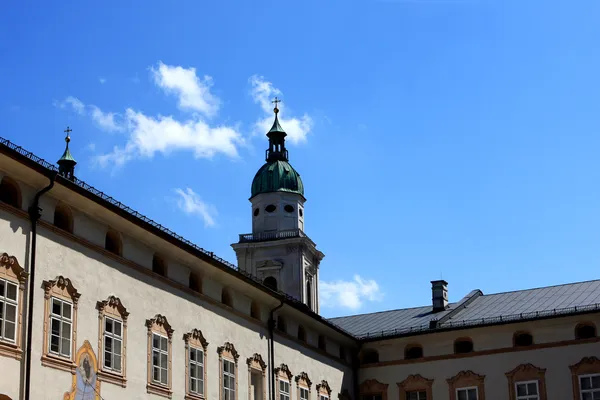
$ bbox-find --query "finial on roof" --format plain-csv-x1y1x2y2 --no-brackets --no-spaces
58,126,77,180
272,97,281,114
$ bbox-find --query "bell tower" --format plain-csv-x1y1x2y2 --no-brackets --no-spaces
231,99,324,313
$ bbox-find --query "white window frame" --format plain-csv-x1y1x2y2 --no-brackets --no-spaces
280,379,290,400
515,380,539,400
49,297,73,358
320,395,329,400
189,346,205,396
103,316,123,373
300,387,309,400
223,358,236,400
0,278,18,343
406,391,427,400
456,386,478,400
579,373,600,400
152,332,169,386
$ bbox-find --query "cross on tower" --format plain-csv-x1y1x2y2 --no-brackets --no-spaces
64,126,72,135
272,97,281,109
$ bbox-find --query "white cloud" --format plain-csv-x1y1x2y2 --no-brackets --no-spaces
55,96,85,115
99,77,106,84
174,188,217,227
249,75,313,144
151,61,219,117
320,275,383,310
55,96,123,132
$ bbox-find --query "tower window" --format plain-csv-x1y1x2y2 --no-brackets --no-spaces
253,208,260,217
0,177,21,209
299,208,303,217
265,204,276,213
264,276,278,291
284,204,294,213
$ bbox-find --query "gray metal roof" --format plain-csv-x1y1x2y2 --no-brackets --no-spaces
328,279,600,340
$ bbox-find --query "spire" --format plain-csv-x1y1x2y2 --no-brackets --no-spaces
57,126,77,180
265,98,289,162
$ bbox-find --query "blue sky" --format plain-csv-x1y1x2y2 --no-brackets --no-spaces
1,0,600,318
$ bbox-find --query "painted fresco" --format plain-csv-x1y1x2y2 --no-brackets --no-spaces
63,341,100,400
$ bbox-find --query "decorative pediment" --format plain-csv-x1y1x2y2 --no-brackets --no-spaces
570,356,600,373
0,253,27,285
317,380,332,396
96,296,129,321
398,374,433,390
295,372,312,387
217,342,239,362
145,314,174,339
257,259,284,270
506,363,546,379
275,364,293,381
360,379,388,393
447,370,485,385
247,353,266,371
42,276,80,303
183,329,209,350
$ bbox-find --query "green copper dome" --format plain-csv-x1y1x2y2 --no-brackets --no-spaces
251,160,304,198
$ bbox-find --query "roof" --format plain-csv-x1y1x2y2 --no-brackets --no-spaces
251,160,304,199
328,279,600,340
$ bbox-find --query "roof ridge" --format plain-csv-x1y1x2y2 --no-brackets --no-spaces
328,303,440,320
481,278,600,297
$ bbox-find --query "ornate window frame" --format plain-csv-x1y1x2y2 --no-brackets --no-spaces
275,364,293,400
247,353,267,400
146,314,174,398
218,342,239,400
41,276,80,372
184,329,209,400
505,363,547,400
447,370,485,400
0,254,27,360
96,296,129,387
360,379,388,400
398,374,433,400
317,380,332,400
570,356,600,400
296,372,312,400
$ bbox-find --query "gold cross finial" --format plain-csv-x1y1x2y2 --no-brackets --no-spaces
272,97,281,114
64,126,72,143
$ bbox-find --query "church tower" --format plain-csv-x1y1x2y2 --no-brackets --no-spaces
232,100,324,313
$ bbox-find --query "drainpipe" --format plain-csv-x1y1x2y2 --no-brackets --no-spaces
24,172,57,400
268,299,284,400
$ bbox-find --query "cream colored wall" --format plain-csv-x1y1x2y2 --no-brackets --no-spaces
360,315,600,400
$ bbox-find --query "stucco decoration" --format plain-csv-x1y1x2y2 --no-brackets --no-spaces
360,379,388,400
317,380,332,397
0,253,27,360
447,370,486,400
570,356,600,400
275,364,294,381
505,364,547,400
217,342,240,362
63,340,101,400
397,374,433,400
296,372,312,388
247,353,266,370
96,296,129,387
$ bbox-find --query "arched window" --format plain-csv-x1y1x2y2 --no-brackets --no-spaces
189,272,201,293
264,276,278,291
306,279,312,309
575,322,597,340
318,335,326,351
250,301,260,320
53,203,73,233
513,331,534,347
277,315,286,333
105,229,122,256
0,177,21,209
453,338,474,354
361,349,379,364
404,344,424,359
152,254,167,276
297,325,306,342
221,288,233,307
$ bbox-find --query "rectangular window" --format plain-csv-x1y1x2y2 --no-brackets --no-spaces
515,381,539,400
49,297,72,357
279,380,290,400
580,374,600,400
456,387,478,400
189,347,204,395
407,391,427,400
152,333,169,385
223,359,235,400
0,279,18,343
320,395,329,400
300,387,309,400
103,317,123,373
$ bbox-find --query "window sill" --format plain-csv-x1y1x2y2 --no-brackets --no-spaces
41,353,75,373
147,382,172,398
185,393,205,400
0,341,22,360
98,369,127,387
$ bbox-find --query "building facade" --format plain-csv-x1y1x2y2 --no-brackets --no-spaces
0,107,598,400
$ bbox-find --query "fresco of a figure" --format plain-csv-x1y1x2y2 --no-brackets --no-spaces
63,341,100,400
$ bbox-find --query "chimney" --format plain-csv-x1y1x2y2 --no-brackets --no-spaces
431,280,448,312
